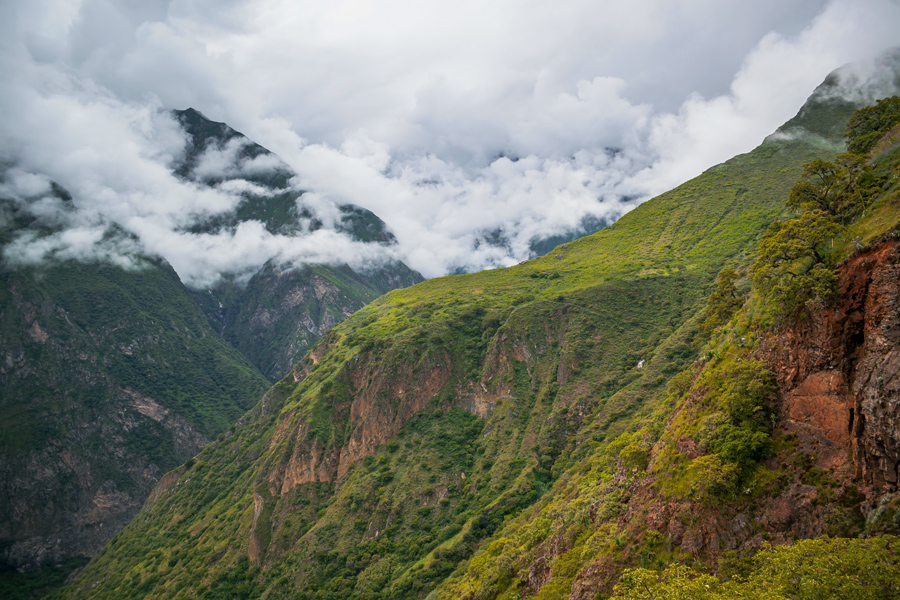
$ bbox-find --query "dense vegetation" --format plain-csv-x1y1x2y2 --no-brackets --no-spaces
611,536,900,600
0,250,272,597
752,144,893,319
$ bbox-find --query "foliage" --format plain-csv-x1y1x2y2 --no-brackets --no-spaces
612,536,900,600
699,269,744,335
751,208,842,317
713,359,777,428
0,559,89,600
787,154,887,224
755,136,898,320
845,95,900,154
690,357,778,475
685,455,740,499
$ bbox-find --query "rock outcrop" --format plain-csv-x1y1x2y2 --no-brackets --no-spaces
763,240,900,503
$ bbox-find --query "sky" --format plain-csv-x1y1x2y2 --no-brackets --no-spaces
1,0,899,284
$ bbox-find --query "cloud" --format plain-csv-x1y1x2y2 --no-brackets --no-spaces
3,226,147,270
1,0,899,281
127,218,404,287
627,0,900,195
189,136,290,183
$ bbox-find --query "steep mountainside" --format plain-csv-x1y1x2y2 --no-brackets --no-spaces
0,244,270,573
192,262,422,382
51,66,900,599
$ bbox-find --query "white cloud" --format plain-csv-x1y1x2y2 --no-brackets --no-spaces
1,0,899,281
628,0,900,195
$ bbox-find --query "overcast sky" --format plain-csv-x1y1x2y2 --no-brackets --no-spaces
1,0,899,283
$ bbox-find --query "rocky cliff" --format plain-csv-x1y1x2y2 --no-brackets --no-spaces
595,238,900,597
765,238,900,506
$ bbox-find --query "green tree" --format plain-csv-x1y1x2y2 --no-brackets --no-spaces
686,454,740,499
715,359,777,427
787,154,884,224
751,209,841,317
787,159,845,216
845,95,900,155
749,536,900,599
612,536,900,600
700,359,777,469
612,564,724,600
700,269,744,335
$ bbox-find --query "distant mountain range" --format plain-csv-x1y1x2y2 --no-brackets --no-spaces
173,108,424,381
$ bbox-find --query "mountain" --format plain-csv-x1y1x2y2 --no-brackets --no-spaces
0,110,421,595
0,219,270,573
190,261,423,382
51,62,900,599
174,108,424,381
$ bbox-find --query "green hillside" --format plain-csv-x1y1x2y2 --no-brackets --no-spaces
47,73,897,600
0,248,271,591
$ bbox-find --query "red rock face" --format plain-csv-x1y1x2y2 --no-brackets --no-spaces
764,240,900,501
783,371,851,444
675,435,701,459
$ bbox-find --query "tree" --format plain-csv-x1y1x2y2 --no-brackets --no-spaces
786,154,882,225
715,359,777,427
845,95,900,155
612,564,724,600
749,536,900,600
611,536,900,600
700,269,744,335
787,159,845,216
751,209,841,317
686,454,740,499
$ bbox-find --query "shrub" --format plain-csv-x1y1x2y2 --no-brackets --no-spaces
686,454,740,499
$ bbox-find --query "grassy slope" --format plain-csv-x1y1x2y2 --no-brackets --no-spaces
53,92,862,599
435,113,900,600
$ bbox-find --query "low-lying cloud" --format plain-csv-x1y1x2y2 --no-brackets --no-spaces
1,0,899,282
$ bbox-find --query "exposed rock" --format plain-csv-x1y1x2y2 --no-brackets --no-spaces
675,436,701,459
680,527,705,555
666,518,686,544
569,554,620,600
762,241,900,503
143,465,187,509
248,492,265,564
527,556,552,592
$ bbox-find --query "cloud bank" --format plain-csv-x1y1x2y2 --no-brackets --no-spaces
1,0,899,281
